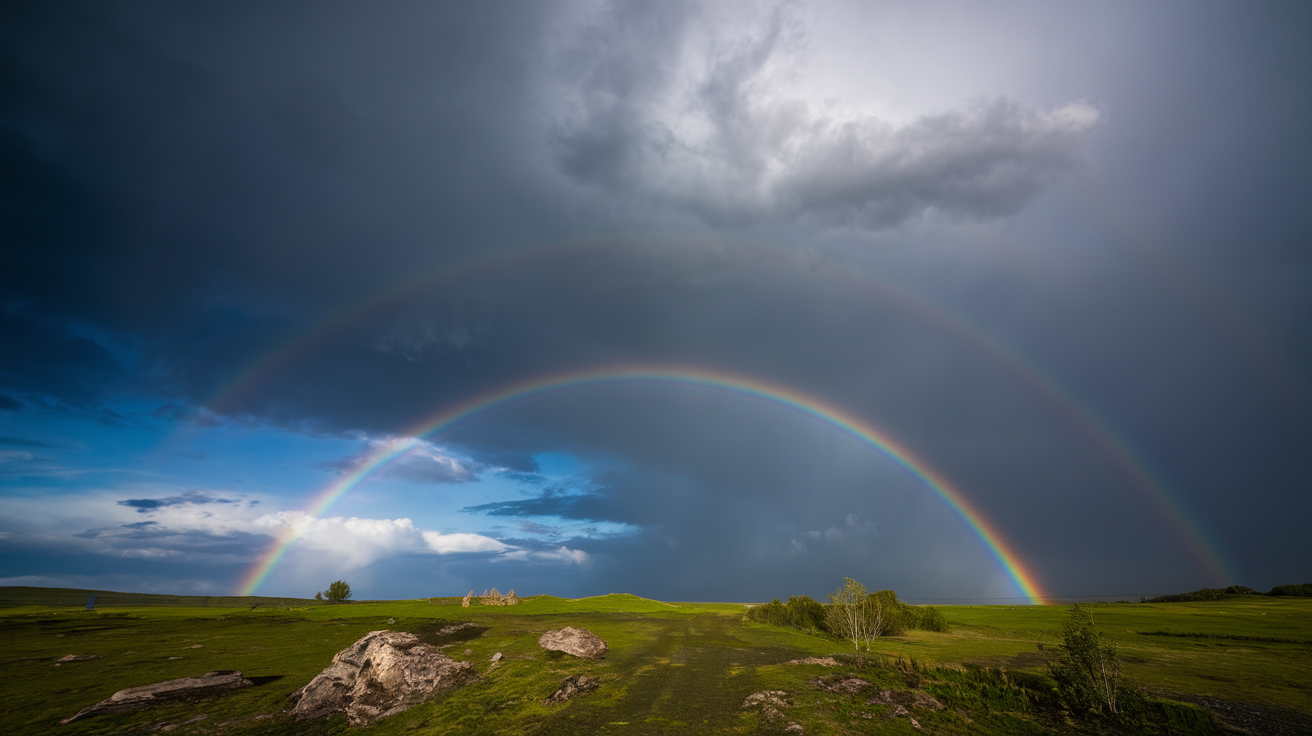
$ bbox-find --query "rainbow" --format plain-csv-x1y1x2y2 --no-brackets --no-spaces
237,365,1052,603
202,237,1234,583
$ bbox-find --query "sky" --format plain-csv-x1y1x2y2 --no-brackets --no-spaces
1,0,1309,604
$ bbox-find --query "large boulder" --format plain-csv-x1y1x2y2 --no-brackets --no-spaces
537,627,607,659
62,671,252,723
291,630,473,726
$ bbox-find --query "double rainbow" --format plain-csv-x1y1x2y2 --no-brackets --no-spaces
236,365,1051,603
194,238,1233,583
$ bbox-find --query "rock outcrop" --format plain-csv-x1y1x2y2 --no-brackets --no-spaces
812,676,870,694
538,627,607,659
61,671,252,723
545,675,600,704
290,630,472,726
787,656,839,667
742,691,803,732
866,689,943,711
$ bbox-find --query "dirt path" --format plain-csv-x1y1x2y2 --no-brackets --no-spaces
533,614,796,735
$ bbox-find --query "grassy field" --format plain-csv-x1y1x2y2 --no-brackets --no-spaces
1,588,1308,735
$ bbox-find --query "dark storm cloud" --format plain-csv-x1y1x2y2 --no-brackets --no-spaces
0,0,560,410
0,302,134,407
548,2,1098,228
0,1,1309,600
516,521,562,537
465,487,609,522
118,490,238,513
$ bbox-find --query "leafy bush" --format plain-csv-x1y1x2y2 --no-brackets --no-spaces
912,604,949,632
1268,583,1312,597
749,588,948,637
745,594,829,633
868,589,906,635
321,580,352,602
865,590,949,634
1048,604,1122,715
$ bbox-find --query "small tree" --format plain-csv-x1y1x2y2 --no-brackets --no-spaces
1049,604,1121,715
322,580,352,603
827,577,873,651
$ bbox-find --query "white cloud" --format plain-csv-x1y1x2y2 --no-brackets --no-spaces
422,529,511,554
0,473,602,590
325,437,481,484
500,545,589,564
251,512,511,569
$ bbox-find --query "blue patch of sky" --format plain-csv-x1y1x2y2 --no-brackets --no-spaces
341,450,635,541
1,401,635,544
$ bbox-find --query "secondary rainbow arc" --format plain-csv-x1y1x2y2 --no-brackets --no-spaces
236,365,1052,604
192,237,1234,583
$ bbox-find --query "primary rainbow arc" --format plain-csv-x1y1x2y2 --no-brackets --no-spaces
237,365,1051,603
195,236,1231,583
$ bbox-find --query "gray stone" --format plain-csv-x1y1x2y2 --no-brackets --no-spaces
54,653,101,664
290,630,472,726
538,627,607,659
62,671,252,723
546,675,600,704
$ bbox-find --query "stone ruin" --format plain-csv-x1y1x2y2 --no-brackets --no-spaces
462,588,518,607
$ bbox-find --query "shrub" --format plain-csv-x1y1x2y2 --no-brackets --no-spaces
749,588,947,638
913,604,950,632
867,589,906,635
322,580,352,602
1269,583,1312,597
1048,604,1122,715
745,595,829,633
865,590,949,634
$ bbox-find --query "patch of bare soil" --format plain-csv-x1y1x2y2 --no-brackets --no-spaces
1174,694,1312,736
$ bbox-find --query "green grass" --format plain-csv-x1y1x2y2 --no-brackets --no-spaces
863,597,1312,716
1,588,1307,734
0,586,325,609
